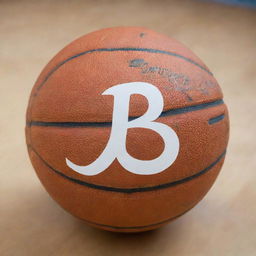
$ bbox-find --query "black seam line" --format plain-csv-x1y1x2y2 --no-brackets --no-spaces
29,145,226,193
28,99,224,128
35,47,213,92
80,208,190,230
208,113,225,125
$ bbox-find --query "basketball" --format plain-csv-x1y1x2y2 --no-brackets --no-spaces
25,27,229,232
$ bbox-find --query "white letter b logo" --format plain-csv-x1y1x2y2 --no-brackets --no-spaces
66,82,179,175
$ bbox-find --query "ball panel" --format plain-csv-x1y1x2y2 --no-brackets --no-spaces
29,50,222,123
28,104,228,188
28,147,224,229
75,209,186,233
27,27,211,103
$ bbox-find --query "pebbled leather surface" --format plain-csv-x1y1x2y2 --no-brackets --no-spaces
26,27,229,231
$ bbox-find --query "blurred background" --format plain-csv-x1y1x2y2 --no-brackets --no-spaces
0,0,255,255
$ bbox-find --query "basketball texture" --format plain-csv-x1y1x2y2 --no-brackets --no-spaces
26,27,229,232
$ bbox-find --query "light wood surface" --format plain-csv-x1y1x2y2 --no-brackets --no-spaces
1,0,256,255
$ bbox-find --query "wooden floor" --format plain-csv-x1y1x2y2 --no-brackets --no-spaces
1,0,256,255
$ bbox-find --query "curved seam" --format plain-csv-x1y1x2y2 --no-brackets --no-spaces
79,209,190,230
27,99,224,127
35,47,213,93
208,113,225,125
29,145,226,193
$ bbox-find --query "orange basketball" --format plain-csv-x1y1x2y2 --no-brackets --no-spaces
26,27,229,232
